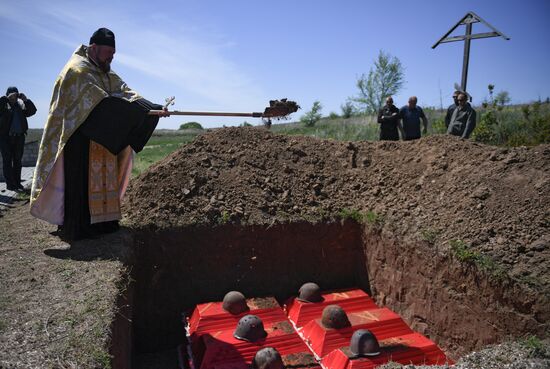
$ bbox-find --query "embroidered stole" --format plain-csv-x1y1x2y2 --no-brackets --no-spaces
88,140,121,223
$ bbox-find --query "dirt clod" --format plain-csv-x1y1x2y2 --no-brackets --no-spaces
263,98,301,118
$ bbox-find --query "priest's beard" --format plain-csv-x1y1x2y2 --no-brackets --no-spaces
97,60,111,73
89,49,111,73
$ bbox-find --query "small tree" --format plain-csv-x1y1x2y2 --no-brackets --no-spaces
179,121,203,130
340,100,357,118
300,101,323,127
494,91,511,107
352,50,405,114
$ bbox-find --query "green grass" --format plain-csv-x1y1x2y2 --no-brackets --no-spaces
450,239,507,281
420,228,439,244
217,210,231,225
364,210,382,225
338,208,365,222
132,131,201,176
473,101,550,146
15,191,31,201
521,335,550,358
272,117,379,141
337,208,382,226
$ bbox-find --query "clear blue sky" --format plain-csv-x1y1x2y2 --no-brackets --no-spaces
1,0,549,129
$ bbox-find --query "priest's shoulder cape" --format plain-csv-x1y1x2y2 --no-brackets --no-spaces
30,45,141,224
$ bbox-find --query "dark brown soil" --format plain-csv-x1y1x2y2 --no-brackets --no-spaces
124,127,550,293
263,98,301,118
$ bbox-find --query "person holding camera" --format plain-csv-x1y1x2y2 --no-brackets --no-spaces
0,86,37,191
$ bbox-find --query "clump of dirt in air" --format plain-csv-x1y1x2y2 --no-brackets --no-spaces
263,98,300,118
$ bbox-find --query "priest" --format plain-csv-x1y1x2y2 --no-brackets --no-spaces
31,28,169,240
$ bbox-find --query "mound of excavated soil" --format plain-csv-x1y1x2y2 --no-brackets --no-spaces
124,127,550,291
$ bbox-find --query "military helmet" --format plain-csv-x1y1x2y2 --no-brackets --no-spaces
233,314,268,342
321,305,351,329
297,282,323,303
349,329,380,357
222,291,249,315
252,347,285,369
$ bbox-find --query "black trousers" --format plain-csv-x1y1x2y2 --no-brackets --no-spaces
379,127,399,141
0,134,25,188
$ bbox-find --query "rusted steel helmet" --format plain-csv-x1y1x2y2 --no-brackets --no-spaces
222,291,249,315
321,305,351,329
233,314,268,342
349,329,380,357
297,282,323,303
252,347,284,369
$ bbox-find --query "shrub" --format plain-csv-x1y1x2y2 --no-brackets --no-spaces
300,101,323,127
431,117,447,134
472,85,550,146
340,100,357,118
179,121,203,130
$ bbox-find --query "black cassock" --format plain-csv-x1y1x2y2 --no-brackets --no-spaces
61,97,161,240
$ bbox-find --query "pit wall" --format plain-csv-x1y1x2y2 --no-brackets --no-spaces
131,220,369,353
363,227,549,357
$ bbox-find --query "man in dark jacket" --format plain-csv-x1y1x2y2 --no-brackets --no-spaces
0,86,37,191
447,92,476,139
377,96,400,141
444,91,460,128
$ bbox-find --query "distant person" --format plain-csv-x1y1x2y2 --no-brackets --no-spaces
444,90,461,128
30,28,169,241
377,96,400,141
399,96,428,140
0,86,37,191
447,92,476,139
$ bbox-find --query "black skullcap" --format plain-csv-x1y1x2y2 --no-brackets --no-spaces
89,28,115,48
6,86,18,96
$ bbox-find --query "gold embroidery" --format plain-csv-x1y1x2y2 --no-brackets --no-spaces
89,141,121,223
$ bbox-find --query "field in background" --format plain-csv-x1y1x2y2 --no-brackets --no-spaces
132,129,202,176
23,101,550,176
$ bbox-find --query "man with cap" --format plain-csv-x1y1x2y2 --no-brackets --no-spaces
31,28,169,240
444,90,461,129
0,86,37,191
447,92,477,139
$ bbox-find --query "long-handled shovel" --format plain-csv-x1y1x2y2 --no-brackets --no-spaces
148,97,300,119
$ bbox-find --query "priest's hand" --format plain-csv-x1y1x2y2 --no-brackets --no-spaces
157,107,170,117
